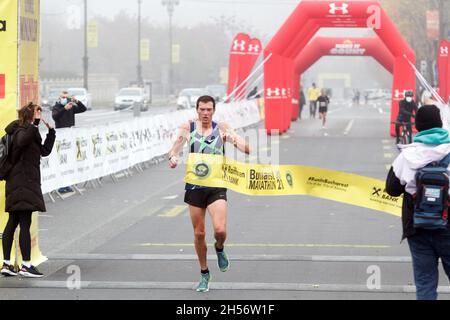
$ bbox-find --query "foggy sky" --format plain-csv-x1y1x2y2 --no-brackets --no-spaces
41,0,373,39
40,0,389,90
41,0,299,38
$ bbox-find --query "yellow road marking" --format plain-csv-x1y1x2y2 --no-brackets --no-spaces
385,164,391,170
382,140,390,144
138,243,391,249
158,205,187,218
383,146,392,150
384,153,394,159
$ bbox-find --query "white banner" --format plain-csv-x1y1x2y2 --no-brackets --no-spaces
40,101,261,194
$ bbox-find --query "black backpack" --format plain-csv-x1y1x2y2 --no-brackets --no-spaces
413,153,450,230
0,133,14,180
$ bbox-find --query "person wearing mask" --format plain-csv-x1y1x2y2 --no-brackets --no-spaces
395,90,418,144
52,90,87,129
52,90,86,193
1,102,55,278
386,105,450,300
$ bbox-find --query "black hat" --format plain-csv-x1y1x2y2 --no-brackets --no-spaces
415,105,443,132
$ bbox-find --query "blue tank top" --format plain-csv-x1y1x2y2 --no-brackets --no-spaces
185,121,225,190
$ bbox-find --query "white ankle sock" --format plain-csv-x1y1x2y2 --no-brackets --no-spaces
3,260,10,266
22,261,31,268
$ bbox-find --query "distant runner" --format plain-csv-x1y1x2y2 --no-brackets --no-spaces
317,89,330,129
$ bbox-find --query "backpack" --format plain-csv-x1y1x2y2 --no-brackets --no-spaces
413,153,450,230
0,133,14,181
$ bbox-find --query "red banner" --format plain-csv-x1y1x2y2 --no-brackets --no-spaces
227,33,250,98
439,40,449,103
0,74,5,99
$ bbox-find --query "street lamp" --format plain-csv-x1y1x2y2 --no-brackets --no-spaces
83,0,88,90
162,0,179,96
137,0,143,87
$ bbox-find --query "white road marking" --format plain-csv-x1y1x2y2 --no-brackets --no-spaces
343,120,355,136
4,280,448,294
162,195,179,200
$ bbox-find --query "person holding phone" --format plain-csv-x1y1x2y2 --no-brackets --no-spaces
1,102,55,278
51,90,87,129
52,90,87,193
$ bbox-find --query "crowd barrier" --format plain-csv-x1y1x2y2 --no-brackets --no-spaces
40,100,262,196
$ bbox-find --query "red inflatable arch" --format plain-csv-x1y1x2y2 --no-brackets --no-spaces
263,0,416,135
291,36,395,120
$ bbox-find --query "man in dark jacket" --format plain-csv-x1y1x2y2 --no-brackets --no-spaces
395,90,418,144
52,90,86,193
52,90,87,129
386,105,450,300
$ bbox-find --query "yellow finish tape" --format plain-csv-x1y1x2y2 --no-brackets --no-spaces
184,154,402,217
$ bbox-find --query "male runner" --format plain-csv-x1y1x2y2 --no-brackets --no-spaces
168,95,251,292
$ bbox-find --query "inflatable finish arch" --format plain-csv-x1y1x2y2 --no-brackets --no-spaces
291,36,395,120
263,0,416,135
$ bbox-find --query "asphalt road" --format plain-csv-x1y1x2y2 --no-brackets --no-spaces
2,99,450,300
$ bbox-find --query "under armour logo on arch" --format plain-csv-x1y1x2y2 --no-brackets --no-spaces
394,89,408,99
329,3,349,14
441,46,449,56
248,44,260,53
266,88,289,98
233,40,246,51
266,88,281,97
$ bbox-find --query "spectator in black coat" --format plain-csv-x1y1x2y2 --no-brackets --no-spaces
1,102,55,278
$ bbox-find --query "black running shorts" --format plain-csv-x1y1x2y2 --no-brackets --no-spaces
319,107,328,113
184,188,227,209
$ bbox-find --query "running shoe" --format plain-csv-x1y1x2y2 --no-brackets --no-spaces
1,263,17,277
215,243,230,272
19,265,44,278
196,272,211,293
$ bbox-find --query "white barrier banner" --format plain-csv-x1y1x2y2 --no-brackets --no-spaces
40,101,261,194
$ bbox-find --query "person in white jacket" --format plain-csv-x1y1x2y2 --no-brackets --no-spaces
386,105,450,300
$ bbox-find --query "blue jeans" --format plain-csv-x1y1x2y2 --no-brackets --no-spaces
407,229,450,300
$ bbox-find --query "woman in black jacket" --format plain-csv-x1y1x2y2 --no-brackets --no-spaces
1,102,55,278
